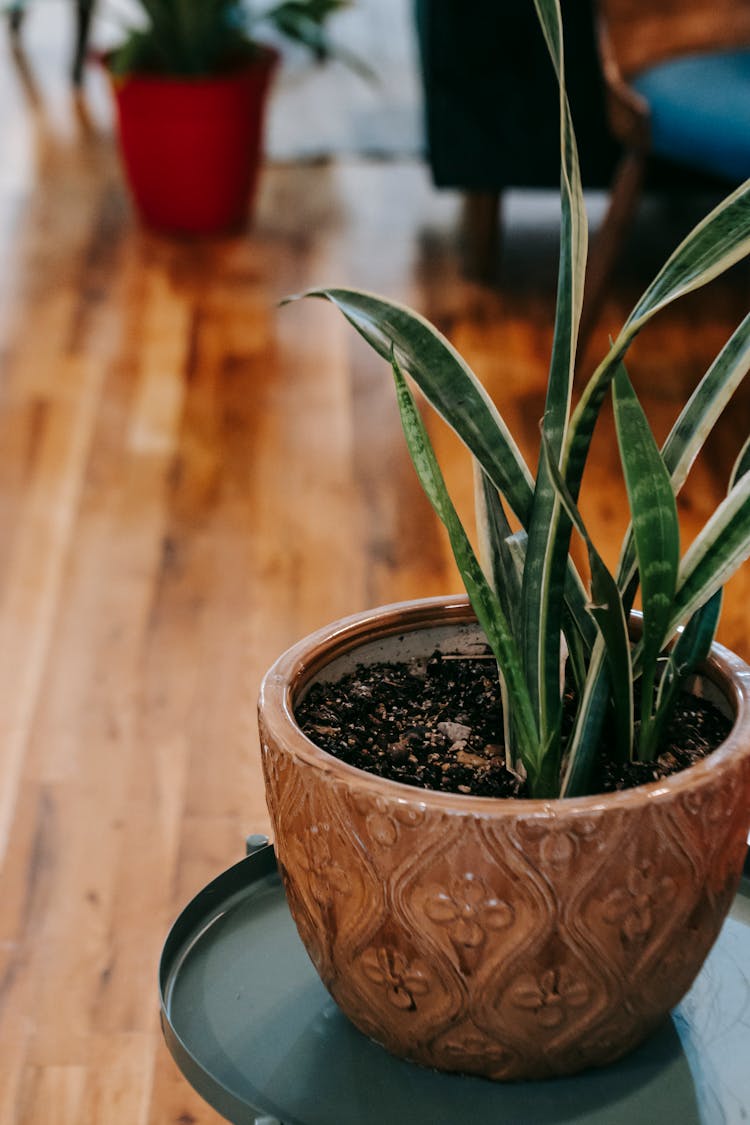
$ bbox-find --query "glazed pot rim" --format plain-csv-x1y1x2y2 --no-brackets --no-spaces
258,594,750,815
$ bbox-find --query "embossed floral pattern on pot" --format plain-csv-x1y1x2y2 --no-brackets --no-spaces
602,857,677,944
292,823,350,906
351,793,426,848
518,816,602,867
437,1024,515,1072
360,947,430,1011
509,967,590,1029
424,872,515,947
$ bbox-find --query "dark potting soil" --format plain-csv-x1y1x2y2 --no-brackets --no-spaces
295,651,733,798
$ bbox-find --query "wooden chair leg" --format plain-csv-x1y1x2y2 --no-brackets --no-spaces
72,0,96,85
578,149,646,360
461,191,502,283
8,1,26,35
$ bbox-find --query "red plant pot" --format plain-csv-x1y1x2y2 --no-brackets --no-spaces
110,47,279,235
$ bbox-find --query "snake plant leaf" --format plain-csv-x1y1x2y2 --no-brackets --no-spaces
389,356,544,791
730,432,750,486
474,464,522,637
291,0,750,800
565,181,750,520
542,431,633,763
617,312,750,588
669,470,750,637
297,287,596,649
662,315,750,490
562,605,588,699
529,0,587,459
474,482,539,776
651,590,723,753
523,0,588,758
473,464,524,770
300,288,535,522
560,637,612,797
570,318,750,789
650,438,750,747
575,428,750,791
626,180,750,334
612,364,680,760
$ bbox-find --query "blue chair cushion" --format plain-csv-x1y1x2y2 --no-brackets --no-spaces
631,49,750,182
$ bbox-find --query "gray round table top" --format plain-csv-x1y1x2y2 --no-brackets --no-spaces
160,845,750,1125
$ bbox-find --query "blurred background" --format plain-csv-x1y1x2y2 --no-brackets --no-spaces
0,1,748,1120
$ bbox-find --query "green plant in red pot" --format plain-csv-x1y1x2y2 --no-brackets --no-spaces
106,0,353,234
258,0,750,1083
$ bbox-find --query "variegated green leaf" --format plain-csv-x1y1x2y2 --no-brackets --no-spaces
289,0,750,801
523,0,588,759
473,467,523,772
572,318,750,789
298,286,595,648
474,463,522,637
650,438,750,748
389,356,544,790
299,288,535,521
669,453,750,635
565,182,750,515
553,124,750,795
626,180,750,333
562,605,588,699
663,315,750,490
651,589,722,752
542,432,632,763
560,636,612,797
617,312,750,588
731,432,750,486
580,396,750,792
612,364,680,760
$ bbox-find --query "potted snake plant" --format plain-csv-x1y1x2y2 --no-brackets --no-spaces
258,0,750,1081
106,0,352,234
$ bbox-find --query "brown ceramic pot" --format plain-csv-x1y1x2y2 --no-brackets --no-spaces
258,595,750,1080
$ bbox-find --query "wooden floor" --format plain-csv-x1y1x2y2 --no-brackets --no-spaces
1,15,749,1125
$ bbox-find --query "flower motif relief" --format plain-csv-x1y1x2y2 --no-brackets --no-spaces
424,873,514,948
682,785,730,826
540,831,577,867
353,795,426,849
509,968,589,1029
440,1028,514,1070
294,824,350,905
366,811,399,847
602,858,676,943
285,884,326,975
360,947,430,1010
519,817,601,867
393,803,426,829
